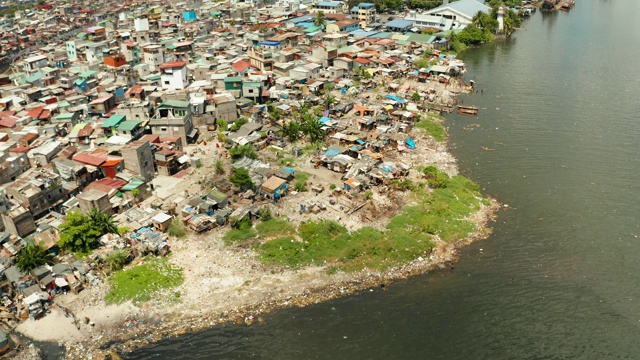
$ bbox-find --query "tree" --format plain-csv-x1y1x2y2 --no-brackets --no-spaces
16,242,54,272
57,210,117,254
230,167,254,190
302,117,326,143
230,117,248,132
88,208,118,235
281,119,302,142
104,250,127,272
314,11,327,28
411,92,421,102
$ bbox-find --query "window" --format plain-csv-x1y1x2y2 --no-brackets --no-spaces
164,80,170,85
160,127,167,132
175,110,186,117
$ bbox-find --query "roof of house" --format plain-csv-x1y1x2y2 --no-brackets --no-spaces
72,152,106,166
426,0,490,18
231,60,254,73
117,120,142,131
261,175,287,193
159,61,187,69
158,100,189,108
101,114,126,128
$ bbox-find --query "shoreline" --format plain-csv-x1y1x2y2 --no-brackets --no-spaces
14,76,499,359
72,199,499,358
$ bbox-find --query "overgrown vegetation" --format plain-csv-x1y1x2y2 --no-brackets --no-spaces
168,218,187,238
223,216,256,245
246,171,485,271
229,144,257,161
105,257,184,304
229,167,254,190
293,172,310,192
104,250,128,272
415,112,447,142
58,209,118,254
16,241,54,272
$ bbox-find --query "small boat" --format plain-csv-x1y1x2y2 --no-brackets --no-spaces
457,105,479,115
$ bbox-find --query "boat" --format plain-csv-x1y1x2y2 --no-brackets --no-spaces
457,105,479,115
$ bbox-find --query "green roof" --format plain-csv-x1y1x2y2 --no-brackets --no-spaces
407,33,434,44
25,72,42,83
243,81,261,87
121,180,145,191
207,189,227,203
224,76,242,83
53,112,76,120
158,100,190,108
57,101,71,108
117,120,142,131
76,32,89,39
146,74,161,81
79,70,97,78
101,114,126,128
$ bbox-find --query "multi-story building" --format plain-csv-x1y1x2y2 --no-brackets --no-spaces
149,100,198,144
121,140,156,182
159,61,188,90
353,2,376,24
142,44,164,71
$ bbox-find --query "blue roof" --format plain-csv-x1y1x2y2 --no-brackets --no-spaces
385,19,415,29
427,0,491,18
324,149,340,157
260,40,281,47
351,6,358,12
319,116,331,124
349,29,380,38
386,95,406,103
317,1,342,6
359,2,375,8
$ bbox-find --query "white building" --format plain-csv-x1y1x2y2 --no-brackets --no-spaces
159,61,188,90
424,0,491,28
22,55,48,74
134,17,150,32
142,44,164,71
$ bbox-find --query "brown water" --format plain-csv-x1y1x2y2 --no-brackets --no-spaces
127,2,640,359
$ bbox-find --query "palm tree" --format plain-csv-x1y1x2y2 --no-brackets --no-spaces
472,11,487,30
325,94,336,111
88,208,118,235
503,12,514,34
16,242,54,272
314,11,327,29
302,117,326,143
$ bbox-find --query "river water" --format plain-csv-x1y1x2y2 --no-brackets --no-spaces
127,2,640,359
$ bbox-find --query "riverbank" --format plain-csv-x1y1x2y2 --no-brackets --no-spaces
13,77,500,358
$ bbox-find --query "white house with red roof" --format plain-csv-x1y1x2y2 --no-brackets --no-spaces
159,61,188,90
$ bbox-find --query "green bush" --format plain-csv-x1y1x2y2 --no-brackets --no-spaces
168,218,187,238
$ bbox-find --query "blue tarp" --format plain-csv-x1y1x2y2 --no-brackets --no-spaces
406,138,416,149
386,95,406,104
319,116,331,124
356,139,366,145
284,167,295,174
324,149,340,157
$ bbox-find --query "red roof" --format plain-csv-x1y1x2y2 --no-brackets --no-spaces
57,145,77,159
72,153,107,167
102,159,124,167
27,107,45,118
159,61,187,69
125,85,144,95
39,110,51,120
0,115,19,128
232,60,254,73
9,146,31,153
78,123,94,137
355,58,370,64
140,134,161,143
84,178,127,195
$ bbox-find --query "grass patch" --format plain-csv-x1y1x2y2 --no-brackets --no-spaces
224,227,257,245
415,114,447,142
256,218,295,238
293,171,311,192
105,257,184,304
255,169,485,272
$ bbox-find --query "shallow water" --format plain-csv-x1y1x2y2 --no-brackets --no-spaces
128,2,640,359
